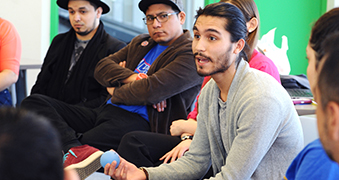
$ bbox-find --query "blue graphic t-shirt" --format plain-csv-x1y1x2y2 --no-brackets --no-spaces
107,44,168,121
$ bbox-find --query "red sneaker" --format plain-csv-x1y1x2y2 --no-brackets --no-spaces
63,145,103,180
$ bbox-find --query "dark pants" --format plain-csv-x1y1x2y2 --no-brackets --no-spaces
20,94,150,152
117,131,214,178
117,131,181,167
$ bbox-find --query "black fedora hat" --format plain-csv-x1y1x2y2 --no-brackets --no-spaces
139,0,184,14
57,0,110,14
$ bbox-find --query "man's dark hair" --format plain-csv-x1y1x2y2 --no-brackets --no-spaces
194,2,249,64
89,1,99,10
317,32,339,111
310,7,339,69
0,108,63,180
219,0,259,61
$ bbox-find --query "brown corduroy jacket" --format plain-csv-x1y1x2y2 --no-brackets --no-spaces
94,30,203,134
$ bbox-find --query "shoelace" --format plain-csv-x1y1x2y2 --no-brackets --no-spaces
63,150,78,163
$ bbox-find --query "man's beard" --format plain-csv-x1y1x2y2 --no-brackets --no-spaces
322,116,336,162
75,27,94,36
195,46,233,77
75,21,96,36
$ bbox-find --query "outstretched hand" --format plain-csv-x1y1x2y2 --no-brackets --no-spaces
104,156,146,180
159,139,192,163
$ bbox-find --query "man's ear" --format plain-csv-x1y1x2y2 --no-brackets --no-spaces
233,38,245,54
326,101,339,141
246,17,258,33
178,11,186,25
96,7,103,19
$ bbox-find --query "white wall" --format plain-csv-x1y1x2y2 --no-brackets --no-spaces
0,0,50,94
328,0,339,10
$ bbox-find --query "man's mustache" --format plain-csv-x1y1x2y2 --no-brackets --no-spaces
193,52,212,62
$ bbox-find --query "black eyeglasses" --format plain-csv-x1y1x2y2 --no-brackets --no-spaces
143,12,179,25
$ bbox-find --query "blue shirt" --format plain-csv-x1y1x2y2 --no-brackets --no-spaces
284,139,339,180
107,44,168,121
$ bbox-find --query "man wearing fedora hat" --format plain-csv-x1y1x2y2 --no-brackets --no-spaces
29,0,126,108
21,0,202,179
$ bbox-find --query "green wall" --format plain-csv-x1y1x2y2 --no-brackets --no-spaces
205,0,218,5
204,0,327,75
255,0,326,75
50,0,59,43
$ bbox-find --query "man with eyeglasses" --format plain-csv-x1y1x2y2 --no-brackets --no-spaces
21,0,203,179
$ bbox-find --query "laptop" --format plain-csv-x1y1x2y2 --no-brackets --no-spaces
280,74,313,105
286,89,313,104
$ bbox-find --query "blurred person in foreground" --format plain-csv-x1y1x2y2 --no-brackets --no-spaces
0,107,80,180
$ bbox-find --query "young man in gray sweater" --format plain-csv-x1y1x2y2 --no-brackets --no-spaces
105,2,303,180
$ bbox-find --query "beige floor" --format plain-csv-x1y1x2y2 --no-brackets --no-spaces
85,172,110,180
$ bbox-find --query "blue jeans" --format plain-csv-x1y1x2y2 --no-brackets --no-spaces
0,89,12,106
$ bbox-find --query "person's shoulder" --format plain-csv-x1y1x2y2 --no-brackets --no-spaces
133,33,151,42
298,139,330,162
122,33,151,47
0,18,9,27
105,35,127,50
0,18,16,35
250,50,276,68
237,61,287,102
303,139,326,154
172,30,192,46
300,139,339,170
50,31,70,43
240,60,277,85
104,33,126,45
0,18,13,28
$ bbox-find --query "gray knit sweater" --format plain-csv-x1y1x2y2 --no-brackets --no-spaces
146,60,303,180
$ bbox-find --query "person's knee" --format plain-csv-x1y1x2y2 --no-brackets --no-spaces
118,131,146,152
120,131,140,146
20,94,49,110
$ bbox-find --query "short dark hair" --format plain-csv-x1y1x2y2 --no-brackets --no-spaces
89,1,99,10
317,32,339,111
194,2,249,63
309,7,339,69
0,108,63,180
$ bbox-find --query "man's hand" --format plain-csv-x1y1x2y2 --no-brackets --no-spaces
153,100,167,112
159,139,192,163
104,157,146,180
122,74,139,84
118,61,139,84
119,61,126,68
107,87,115,96
170,120,187,136
170,119,197,136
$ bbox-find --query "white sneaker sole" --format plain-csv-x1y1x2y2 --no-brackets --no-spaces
65,151,104,180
